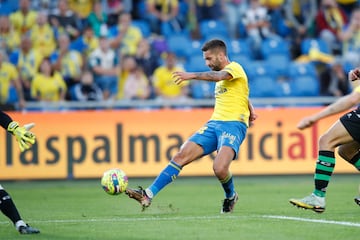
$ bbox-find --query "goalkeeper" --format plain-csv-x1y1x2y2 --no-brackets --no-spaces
0,110,39,234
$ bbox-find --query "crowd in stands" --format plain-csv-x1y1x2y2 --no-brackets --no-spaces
1,0,360,110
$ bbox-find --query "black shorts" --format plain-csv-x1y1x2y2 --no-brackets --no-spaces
340,107,360,143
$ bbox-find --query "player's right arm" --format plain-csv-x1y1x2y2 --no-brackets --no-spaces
0,110,36,152
297,67,360,130
172,71,231,85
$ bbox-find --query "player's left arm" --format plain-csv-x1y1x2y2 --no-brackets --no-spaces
173,70,232,85
248,100,258,127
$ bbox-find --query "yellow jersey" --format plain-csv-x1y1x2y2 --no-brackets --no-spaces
16,49,43,81
31,72,67,101
59,50,83,79
0,30,20,52
336,0,358,4
9,10,38,35
210,61,250,125
119,26,143,56
196,0,216,6
30,23,56,57
68,0,95,18
153,65,189,97
0,62,18,103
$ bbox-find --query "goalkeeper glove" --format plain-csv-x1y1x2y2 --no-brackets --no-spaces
7,121,36,152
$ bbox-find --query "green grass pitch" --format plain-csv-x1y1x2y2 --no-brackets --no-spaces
0,175,359,240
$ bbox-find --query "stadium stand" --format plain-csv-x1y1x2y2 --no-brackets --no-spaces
1,0,359,111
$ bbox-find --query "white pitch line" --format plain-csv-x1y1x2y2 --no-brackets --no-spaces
1,215,359,228
263,215,360,228
0,215,239,225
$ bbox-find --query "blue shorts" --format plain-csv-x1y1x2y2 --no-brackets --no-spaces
188,120,247,159
94,75,118,96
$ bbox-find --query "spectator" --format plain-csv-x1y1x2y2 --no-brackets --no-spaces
10,35,44,101
108,12,143,56
49,0,81,40
135,38,160,99
135,38,160,78
0,51,25,109
223,0,248,39
319,58,351,97
9,0,38,37
0,15,20,54
191,0,223,22
315,0,348,54
31,58,67,102
242,0,278,59
50,33,83,93
31,0,58,15
262,0,288,37
30,11,56,57
89,36,119,100
144,0,186,35
70,70,103,101
118,55,151,100
71,25,99,58
152,52,189,101
102,0,133,26
284,0,318,59
68,0,95,29
87,0,108,37
336,0,359,17
339,7,360,68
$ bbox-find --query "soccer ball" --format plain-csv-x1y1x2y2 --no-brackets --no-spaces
101,168,128,195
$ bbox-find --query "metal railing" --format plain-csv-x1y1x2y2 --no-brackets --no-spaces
16,96,339,111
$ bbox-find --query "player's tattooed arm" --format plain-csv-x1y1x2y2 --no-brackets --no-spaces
193,71,232,81
173,71,232,85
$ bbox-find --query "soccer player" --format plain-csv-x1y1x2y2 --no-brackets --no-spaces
0,110,40,234
126,39,257,213
290,67,360,213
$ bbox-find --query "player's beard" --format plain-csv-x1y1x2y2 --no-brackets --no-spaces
210,58,222,71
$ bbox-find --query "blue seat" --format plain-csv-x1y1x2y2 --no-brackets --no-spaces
166,33,192,59
230,55,252,68
184,55,208,72
199,20,229,40
288,62,320,97
265,55,290,78
135,0,147,19
69,38,87,53
301,38,330,55
6,85,18,104
260,38,291,59
249,76,283,98
191,82,215,99
190,40,204,53
228,39,254,60
161,21,190,38
288,62,318,79
245,60,277,80
289,75,320,97
132,20,151,38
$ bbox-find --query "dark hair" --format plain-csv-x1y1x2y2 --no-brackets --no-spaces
39,57,55,76
201,39,227,54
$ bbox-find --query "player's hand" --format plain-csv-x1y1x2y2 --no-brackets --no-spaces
348,68,360,81
172,71,193,85
249,112,258,127
7,121,36,152
297,116,316,130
